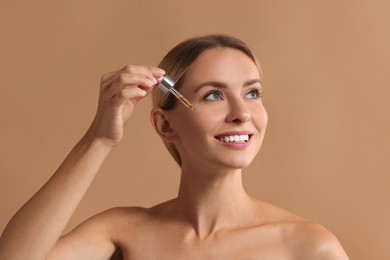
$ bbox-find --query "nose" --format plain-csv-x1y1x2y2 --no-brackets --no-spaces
225,98,251,124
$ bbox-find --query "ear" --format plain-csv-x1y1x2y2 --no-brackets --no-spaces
150,107,177,142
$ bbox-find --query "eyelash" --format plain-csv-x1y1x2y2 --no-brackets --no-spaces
247,88,263,99
204,90,223,101
203,88,263,101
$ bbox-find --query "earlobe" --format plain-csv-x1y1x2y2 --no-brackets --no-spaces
150,108,176,142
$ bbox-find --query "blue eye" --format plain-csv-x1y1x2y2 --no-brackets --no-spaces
245,88,263,99
204,90,223,101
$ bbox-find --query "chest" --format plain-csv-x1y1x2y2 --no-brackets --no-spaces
116,225,292,260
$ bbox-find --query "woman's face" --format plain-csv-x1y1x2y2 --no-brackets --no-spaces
166,47,268,171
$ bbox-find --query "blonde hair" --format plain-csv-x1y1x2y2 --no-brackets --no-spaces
152,34,262,166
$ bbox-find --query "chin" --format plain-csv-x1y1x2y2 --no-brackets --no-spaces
217,150,259,170
217,158,254,170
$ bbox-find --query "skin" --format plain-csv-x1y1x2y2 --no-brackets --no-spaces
0,48,349,259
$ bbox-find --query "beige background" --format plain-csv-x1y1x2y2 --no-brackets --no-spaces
0,1,389,259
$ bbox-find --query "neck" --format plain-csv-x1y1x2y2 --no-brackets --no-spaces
175,164,253,239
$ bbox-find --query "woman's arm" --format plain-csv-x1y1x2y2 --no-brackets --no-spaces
0,137,113,259
0,65,165,259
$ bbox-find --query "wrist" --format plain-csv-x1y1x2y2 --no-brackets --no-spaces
83,121,121,148
78,131,116,157
84,119,124,148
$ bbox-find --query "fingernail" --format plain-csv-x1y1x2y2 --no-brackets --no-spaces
140,89,147,96
148,79,156,86
156,76,164,83
155,68,166,75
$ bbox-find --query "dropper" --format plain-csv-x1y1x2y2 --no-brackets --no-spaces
157,75,195,111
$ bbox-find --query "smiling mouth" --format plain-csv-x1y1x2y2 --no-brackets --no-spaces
215,134,251,143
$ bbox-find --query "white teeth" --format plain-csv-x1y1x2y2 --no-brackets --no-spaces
219,135,249,143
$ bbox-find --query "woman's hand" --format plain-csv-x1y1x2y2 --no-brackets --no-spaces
87,65,165,146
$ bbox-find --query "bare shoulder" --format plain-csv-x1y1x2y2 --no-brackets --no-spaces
250,199,349,259
72,206,154,231
49,206,153,259
93,206,156,235
287,221,350,260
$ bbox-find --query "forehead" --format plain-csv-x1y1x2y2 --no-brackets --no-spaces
184,47,260,82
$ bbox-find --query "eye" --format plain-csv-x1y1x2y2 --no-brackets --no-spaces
245,88,263,99
204,90,223,101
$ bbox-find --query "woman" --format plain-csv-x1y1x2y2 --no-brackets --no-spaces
0,34,349,259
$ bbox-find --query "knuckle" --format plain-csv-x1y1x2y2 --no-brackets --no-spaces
124,64,135,73
100,73,109,83
145,65,158,74
117,89,127,99
117,73,128,84
143,65,153,71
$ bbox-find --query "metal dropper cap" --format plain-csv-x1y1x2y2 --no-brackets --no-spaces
157,75,194,111
158,75,175,93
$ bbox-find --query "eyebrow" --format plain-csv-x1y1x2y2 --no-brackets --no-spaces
193,78,261,93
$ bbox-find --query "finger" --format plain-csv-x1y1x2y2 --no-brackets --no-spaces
100,68,122,85
100,65,166,97
101,65,157,91
103,74,155,100
121,65,166,84
115,73,157,90
111,87,147,107
148,66,166,78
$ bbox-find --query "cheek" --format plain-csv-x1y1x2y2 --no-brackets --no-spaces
253,107,268,130
174,111,221,139
185,115,212,134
